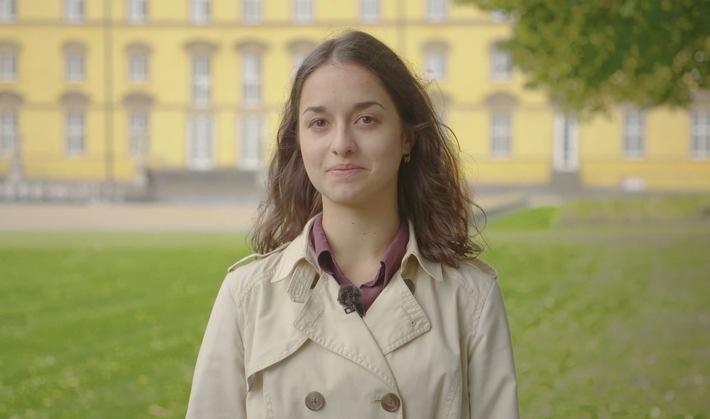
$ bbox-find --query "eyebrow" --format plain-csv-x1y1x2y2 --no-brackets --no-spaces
302,101,385,115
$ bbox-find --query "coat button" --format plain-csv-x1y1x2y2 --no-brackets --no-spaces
305,391,325,411
380,393,400,412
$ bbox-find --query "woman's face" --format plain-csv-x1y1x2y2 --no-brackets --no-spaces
298,62,411,211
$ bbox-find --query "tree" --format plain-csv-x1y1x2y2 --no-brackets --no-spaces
458,0,710,112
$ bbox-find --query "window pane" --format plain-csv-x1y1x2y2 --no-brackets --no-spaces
0,0,16,22
65,54,84,81
243,54,261,105
192,0,209,23
66,111,84,155
427,0,446,21
244,0,261,22
623,110,645,158
424,51,445,80
491,112,511,157
130,111,148,155
491,48,511,80
192,56,210,106
294,0,312,22
0,52,16,80
0,111,16,155
691,111,710,158
240,115,262,169
130,54,148,81
361,0,379,22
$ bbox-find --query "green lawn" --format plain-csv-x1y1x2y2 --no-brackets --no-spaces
1,198,709,418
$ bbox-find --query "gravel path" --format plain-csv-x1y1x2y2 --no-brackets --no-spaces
0,192,526,231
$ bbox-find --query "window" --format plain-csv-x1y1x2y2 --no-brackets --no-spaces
426,0,446,22
0,110,16,156
65,0,84,23
243,0,261,23
65,52,84,82
490,9,508,22
491,112,511,158
691,111,710,159
242,53,261,106
239,115,263,169
191,0,210,24
424,51,446,80
288,40,315,78
129,110,149,156
192,55,210,107
189,114,214,169
294,0,312,23
360,0,379,22
0,50,16,80
491,45,511,80
623,110,645,158
127,0,147,23
129,53,148,82
0,0,15,23
65,111,84,156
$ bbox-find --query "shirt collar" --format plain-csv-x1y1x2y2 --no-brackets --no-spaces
310,213,409,286
271,214,445,286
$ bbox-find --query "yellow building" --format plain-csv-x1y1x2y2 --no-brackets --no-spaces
1,0,709,197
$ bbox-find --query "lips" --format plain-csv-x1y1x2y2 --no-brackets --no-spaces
327,164,364,176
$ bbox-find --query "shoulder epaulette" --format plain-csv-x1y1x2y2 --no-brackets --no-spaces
226,242,290,273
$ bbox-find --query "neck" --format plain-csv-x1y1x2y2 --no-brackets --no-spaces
320,202,402,285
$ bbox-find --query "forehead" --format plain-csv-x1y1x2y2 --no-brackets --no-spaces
299,62,395,110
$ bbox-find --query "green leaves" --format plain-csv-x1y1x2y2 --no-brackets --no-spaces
458,0,710,113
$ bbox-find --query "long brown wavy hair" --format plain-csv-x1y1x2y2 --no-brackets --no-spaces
250,30,483,267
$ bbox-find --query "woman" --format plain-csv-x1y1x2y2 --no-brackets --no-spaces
187,30,518,418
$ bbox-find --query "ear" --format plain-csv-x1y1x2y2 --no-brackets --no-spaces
401,127,415,154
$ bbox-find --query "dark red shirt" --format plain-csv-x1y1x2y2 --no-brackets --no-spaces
310,214,409,312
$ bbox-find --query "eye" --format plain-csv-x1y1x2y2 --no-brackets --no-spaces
357,115,377,125
308,118,328,128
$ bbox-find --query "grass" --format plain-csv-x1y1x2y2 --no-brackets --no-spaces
1,196,709,418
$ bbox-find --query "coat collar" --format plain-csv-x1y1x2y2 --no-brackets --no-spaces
271,215,445,300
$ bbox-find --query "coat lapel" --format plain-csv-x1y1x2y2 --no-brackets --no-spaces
293,273,401,391
363,273,431,355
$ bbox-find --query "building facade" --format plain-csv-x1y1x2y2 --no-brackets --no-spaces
1,0,709,194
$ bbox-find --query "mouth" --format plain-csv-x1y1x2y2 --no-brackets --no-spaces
327,164,364,176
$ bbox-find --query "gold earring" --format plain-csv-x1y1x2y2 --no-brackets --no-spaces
403,154,411,163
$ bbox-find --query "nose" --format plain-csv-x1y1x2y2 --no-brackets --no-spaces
330,125,356,156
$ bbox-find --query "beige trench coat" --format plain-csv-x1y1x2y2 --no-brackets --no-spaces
187,218,519,418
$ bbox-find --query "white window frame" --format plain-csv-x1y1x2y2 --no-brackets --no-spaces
424,51,446,81
491,111,511,158
65,52,85,82
0,110,16,156
65,110,85,156
360,0,379,23
291,51,307,78
294,0,312,23
491,47,511,80
0,0,15,23
129,52,148,82
239,114,263,170
553,112,579,172
243,0,261,23
0,50,16,80
242,53,261,107
426,0,446,22
192,55,211,107
65,0,84,23
188,114,214,170
191,0,210,24
622,109,645,159
127,0,147,23
129,110,149,156
691,110,710,159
